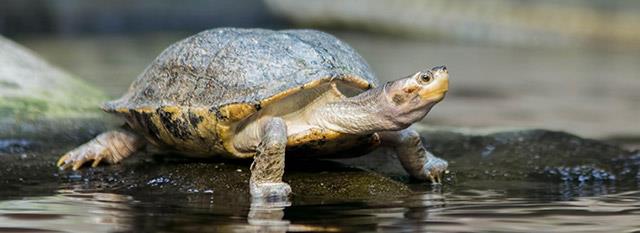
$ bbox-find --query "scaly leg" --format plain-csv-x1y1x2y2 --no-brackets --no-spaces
249,117,292,198
379,128,448,183
57,129,145,170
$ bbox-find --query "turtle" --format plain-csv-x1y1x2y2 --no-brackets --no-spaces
57,28,449,198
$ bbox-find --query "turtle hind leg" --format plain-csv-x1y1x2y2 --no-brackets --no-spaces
380,128,448,183
249,117,292,198
57,129,145,170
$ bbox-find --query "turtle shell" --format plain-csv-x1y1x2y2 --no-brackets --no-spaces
103,28,381,158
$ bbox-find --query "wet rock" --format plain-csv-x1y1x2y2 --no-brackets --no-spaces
2,127,638,203
0,146,411,204
0,139,31,154
339,128,639,185
81,157,410,203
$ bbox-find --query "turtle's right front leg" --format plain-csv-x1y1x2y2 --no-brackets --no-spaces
379,128,448,183
249,117,292,198
57,129,146,170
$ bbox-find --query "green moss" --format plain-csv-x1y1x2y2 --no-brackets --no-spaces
0,97,48,119
0,80,19,89
0,96,104,121
0,71,109,122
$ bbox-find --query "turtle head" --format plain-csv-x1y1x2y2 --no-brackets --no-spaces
309,66,448,134
381,66,449,126
385,66,449,105
413,65,449,102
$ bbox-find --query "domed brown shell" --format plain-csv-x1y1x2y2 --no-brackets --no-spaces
102,28,381,158
104,28,378,113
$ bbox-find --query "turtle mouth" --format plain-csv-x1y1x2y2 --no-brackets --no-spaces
418,70,449,102
420,89,447,103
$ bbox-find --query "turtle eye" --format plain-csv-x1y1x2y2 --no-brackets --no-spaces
419,73,432,83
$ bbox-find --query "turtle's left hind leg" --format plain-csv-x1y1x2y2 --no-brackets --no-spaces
57,128,146,170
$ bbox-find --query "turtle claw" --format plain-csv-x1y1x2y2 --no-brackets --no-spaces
57,150,107,171
57,152,92,171
424,156,448,184
57,141,112,171
428,174,438,184
91,158,103,168
57,153,87,171
428,171,445,184
56,154,69,167
71,160,87,171
58,159,75,171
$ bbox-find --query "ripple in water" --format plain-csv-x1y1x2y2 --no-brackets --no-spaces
0,190,134,233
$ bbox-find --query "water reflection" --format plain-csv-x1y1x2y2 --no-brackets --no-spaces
232,198,344,232
0,189,134,233
1,184,640,232
247,198,290,233
413,189,640,233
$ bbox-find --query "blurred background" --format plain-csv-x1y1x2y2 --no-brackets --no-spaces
1,0,638,143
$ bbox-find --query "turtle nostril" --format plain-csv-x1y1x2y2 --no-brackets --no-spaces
433,65,447,72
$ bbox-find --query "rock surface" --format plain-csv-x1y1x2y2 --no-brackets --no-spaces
2,127,638,204
340,127,639,185
0,145,412,204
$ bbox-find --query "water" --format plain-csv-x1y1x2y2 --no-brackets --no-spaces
1,182,639,232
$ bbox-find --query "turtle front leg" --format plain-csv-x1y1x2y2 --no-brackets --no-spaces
57,129,145,170
249,117,292,198
380,128,448,183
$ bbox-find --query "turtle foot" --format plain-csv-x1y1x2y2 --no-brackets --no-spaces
424,156,448,184
250,182,292,198
57,130,143,170
57,141,116,171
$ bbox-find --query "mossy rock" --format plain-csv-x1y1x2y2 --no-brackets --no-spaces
0,36,113,142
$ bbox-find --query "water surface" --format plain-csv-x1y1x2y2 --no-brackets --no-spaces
1,181,639,232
